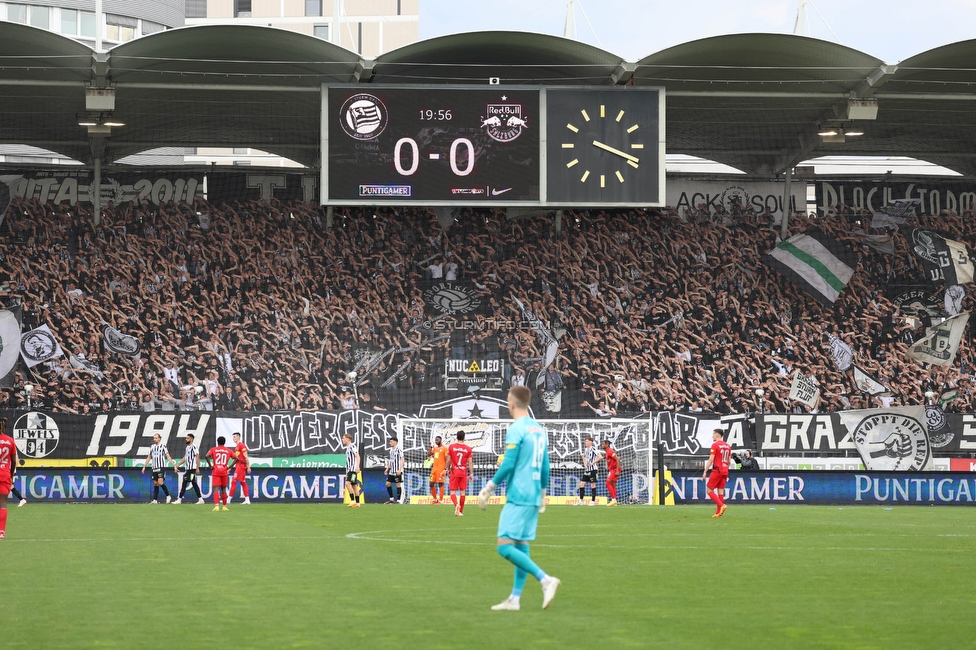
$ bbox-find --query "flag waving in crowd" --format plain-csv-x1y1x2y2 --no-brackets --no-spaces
906,312,971,367
908,229,975,285
764,231,856,305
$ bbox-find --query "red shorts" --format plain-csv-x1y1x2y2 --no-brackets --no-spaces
0,470,10,496
212,474,228,488
606,471,620,484
449,473,468,492
707,471,728,491
233,467,248,480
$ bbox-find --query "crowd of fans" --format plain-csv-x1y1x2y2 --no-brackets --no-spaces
0,191,973,417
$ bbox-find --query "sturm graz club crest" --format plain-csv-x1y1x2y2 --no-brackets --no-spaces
925,405,954,448
481,99,527,143
13,412,60,459
423,282,482,316
339,93,388,141
852,412,930,471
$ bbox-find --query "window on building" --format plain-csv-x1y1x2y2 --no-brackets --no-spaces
6,5,27,24
234,0,251,17
29,5,49,30
232,148,249,155
306,0,322,16
233,161,251,166
185,0,208,19
61,8,78,35
106,14,137,42
313,24,329,40
80,11,96,38
142,20,165,35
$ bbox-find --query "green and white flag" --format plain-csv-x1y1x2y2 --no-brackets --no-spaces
0,310,22,381
764,231,856,305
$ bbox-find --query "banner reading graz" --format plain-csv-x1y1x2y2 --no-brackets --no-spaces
3,170,203,206
758,412,976,454
816,180,976,217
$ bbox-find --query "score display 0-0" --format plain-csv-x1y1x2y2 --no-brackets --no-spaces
322,85,664,207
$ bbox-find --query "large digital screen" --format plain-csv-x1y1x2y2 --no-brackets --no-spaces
325,86,540,204
321,85,664,207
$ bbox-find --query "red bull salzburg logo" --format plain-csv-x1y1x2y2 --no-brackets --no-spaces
481,99,527,143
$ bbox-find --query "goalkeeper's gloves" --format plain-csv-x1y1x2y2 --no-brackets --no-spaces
478,480,497,510
539,489,547,514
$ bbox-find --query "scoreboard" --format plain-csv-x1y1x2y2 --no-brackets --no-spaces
321,85,664,207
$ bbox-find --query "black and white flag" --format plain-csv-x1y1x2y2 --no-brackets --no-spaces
0,175,20,228
852,365,891,396
945,284,965,316
764,231,856,305
906,312,970,367
909,229,975,285
829,334,853,372
20,324,64,368
871,199,920,230
839,406,931,471
788,371,820,409
102,323,142,357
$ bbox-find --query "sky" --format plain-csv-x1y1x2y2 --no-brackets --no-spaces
418,0,976,63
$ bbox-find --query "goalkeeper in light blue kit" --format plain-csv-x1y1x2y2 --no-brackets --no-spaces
479,385,561,611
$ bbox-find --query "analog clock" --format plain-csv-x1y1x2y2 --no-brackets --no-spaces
546,88,662,206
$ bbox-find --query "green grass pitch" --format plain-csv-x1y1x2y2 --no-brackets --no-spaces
3,503,975,649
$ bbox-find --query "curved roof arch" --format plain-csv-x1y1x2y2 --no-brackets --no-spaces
107,24,363,86
372,31,625,85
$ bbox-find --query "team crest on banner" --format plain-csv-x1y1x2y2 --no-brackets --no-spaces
20,324,63,368
481,101,527,143
925,405,954,449
829,335,853,371
839,407,931,471
12,411,60,458
423,282,482,315
102,323,142,357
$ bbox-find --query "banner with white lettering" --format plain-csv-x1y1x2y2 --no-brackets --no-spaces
2,170,203,206
667,180,806,222
839,406,932,471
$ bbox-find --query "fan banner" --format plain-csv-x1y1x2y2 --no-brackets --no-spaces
20,324,64,368
789,371,820,409
906,312,970,367
102,323,142,357
0,309,22,383
666,180,805,221
852,365,891,396
838,406,932,471
829,335,853,371
816,180,976,217
909,229,975,285
764,231,856,305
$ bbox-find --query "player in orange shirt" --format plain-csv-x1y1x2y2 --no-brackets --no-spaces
427,436,449,503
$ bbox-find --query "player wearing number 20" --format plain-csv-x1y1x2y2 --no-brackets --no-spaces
479,386,561,611
704,429,731,518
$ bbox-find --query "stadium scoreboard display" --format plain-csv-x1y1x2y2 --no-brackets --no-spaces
322,85,664,207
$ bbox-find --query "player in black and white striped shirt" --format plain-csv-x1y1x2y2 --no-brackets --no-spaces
141,433,176,504
172,433,205,504
577,437,600,506
384,436,404,504
342,433,361,508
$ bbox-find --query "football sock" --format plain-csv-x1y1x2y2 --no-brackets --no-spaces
511,543,531,597
607,482,617,500
214,491,220,505
707,490,721,509
242,482,249,497
439,485,445,500
459,495,466,512
716,492,725,508
395,486,401,500
498,544,546,582
153,485,159,501
10,486,22,501
591,487,597,501
451,494,458,506
387,485,394,498
429,484,436,498
578,487,585,500
0,507,6,532
192,481,201,498
160,484,170,497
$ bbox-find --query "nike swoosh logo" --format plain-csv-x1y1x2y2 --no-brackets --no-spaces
491,187,513,196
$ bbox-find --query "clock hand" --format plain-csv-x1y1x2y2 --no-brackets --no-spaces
591,140,639,164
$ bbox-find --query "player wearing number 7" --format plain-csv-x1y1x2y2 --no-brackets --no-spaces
703,429,731,518
479,386,561,611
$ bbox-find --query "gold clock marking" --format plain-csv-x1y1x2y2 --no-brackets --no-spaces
627,160,639,169
592,140,639,164
631,144,644,149
615,110,625,122
567,159,579,168
581,170,590,182
581,109,590,122
627,124,639,133
615,171,624,183
562,143,574,148
567,123,579,133
600,105,605,118
600,175,606,188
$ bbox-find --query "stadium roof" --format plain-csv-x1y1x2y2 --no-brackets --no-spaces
3,22,976,175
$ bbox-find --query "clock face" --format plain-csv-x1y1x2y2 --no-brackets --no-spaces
545,88,662,206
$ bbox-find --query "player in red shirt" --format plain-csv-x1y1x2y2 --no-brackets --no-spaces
228,432,251,505
206,436,237,511
600,440,620,506
0,418,17,539
448,431,473,517
703,429,732,518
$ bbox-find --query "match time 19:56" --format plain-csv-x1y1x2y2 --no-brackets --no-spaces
419,109,452,120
